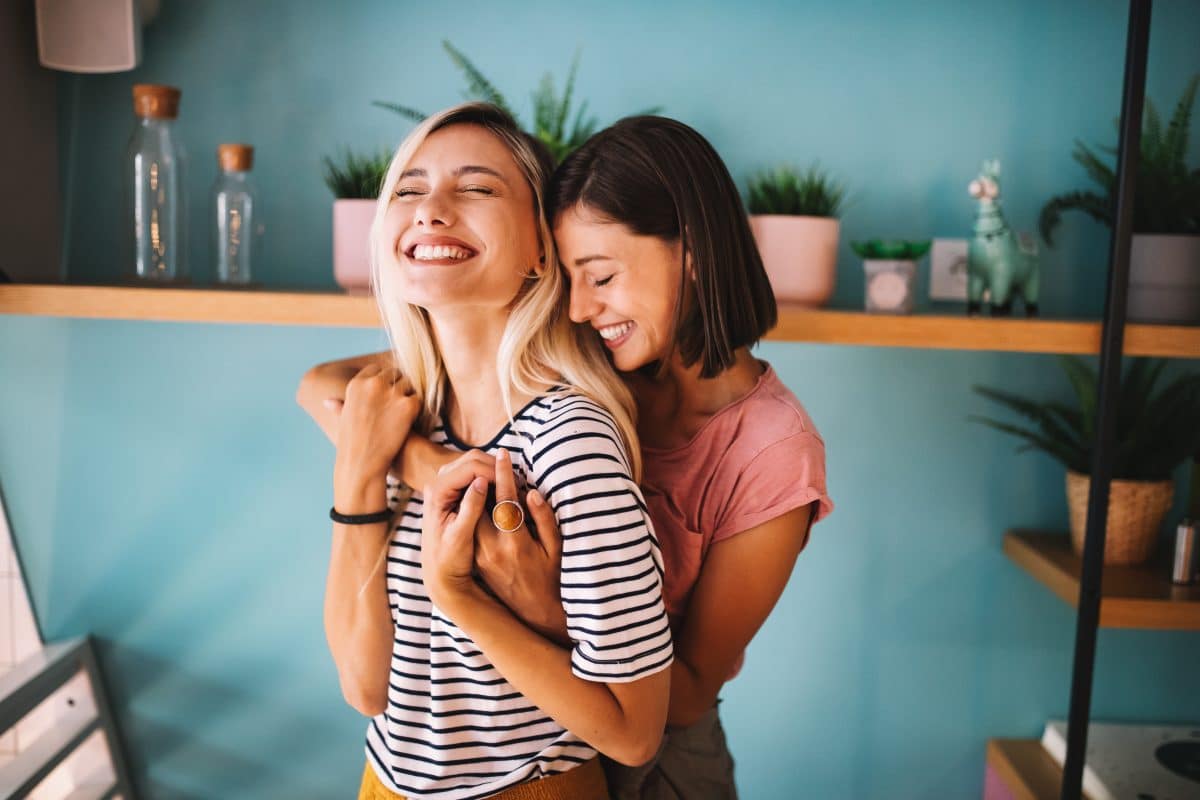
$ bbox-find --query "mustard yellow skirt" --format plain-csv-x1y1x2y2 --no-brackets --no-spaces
359,758,609,800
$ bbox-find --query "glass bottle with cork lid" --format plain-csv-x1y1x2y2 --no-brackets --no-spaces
212,143,258,286
125,84,188,283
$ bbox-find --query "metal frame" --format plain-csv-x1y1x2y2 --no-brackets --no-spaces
0,637,135,799
1060,1,1153,797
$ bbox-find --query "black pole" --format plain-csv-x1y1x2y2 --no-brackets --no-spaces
1060,1,1151,798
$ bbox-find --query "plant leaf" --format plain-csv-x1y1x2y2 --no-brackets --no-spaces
371,101,427,122
442,40,518,122
1123,373,1200,479
971,385,1085,457
1057,356,1098,443
555,49,581,141
1117,357,1166,438
1164,74,1199,170
1071,140,1116,194
1038,191,1112,246
967,416,1088,471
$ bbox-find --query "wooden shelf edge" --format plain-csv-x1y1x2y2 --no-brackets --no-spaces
1003,530,1200,630
986,739,1064,800
0,284,380,328
768,305,1200,356
4,285,1200,355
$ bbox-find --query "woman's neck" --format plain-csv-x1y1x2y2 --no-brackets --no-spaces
635,347,764,446
429,307,521,446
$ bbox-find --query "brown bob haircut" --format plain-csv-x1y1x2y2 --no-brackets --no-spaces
547,116,777,378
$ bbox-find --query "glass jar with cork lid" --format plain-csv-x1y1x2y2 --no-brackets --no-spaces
211,144,258,286
125,84,188,283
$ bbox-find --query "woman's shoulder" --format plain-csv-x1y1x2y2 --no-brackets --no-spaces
750,364,823,441
709,363,823,461
510,389,624,445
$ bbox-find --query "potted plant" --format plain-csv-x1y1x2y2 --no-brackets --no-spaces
322,148,390,295
746,164,846,305
850,239,931,314
1039,75,1200,324
971,357,1200,565
375,41,660,165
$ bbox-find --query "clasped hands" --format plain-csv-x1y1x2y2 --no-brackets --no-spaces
329,365,567,643
420,449,567,643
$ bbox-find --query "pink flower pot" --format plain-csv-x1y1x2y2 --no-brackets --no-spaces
333,199,376,295
749,215,840,305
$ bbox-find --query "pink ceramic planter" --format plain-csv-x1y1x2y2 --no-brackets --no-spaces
333,199,376,295
749,215,840,305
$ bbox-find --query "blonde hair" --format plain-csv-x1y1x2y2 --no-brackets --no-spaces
368,103,641,479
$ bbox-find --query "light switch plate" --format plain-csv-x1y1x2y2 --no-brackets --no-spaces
930,238,968,301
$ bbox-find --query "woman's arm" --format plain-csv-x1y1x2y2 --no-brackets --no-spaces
475,498,815,726
423,451,672,767
322,364,421,716
441,576,670,767
296,351,392,443
296,351,475,487
666,504,813,726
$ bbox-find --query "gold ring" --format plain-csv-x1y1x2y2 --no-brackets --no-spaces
491,499,524,533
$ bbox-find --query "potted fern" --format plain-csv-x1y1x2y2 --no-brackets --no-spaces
1039,75,1200,324
375,41,659,165
971,357,1200,565
746,164,846,305
322,148,390,294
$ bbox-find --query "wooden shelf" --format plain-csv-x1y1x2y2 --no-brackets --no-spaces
3,284,1200,356
986,739,1073,800
1003,531,1200,630
0,284,377,328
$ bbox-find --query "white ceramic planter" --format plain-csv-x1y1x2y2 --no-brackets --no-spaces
748,215,839,306
863,259,916,314
333,199,376,295
1127,233,1200,324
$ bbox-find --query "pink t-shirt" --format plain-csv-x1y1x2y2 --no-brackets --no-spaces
640,362,833,626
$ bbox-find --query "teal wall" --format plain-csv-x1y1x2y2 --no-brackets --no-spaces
3,0,1200,797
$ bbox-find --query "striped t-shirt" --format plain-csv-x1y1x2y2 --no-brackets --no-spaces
365,390,673,800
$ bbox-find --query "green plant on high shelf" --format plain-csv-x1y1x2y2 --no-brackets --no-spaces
970,356,1200,564
745,164,847,218
374,41,660,165
1038,74,1199,246
849,240,931,260
321,148,392,200
744,164,846,306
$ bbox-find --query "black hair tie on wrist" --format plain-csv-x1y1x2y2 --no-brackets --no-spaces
329,506,392,525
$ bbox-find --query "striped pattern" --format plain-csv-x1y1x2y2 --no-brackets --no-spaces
365,391,672,800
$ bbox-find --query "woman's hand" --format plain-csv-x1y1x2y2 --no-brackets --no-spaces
473,450,569,644
421,452,494,609
333,364,420,511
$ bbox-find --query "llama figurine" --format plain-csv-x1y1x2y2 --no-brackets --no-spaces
967,160,1039,316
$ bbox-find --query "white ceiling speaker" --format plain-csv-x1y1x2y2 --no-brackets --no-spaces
35,0,160,74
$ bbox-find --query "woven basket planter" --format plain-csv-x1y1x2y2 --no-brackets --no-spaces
1065,471,1174,565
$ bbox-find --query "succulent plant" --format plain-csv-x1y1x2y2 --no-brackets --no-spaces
745,164,846,218
850,240,931,259
321,148,392,200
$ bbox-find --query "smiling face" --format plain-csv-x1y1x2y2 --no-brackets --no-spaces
555,203,683,372
380,123,541,311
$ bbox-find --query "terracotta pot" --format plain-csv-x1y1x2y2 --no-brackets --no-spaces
1127,234,1200,324
333,199,376,295
749,215,839,305
1065,470,1174,565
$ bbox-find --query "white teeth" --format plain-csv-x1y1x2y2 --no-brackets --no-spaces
412,244,472,261
598,322,633,340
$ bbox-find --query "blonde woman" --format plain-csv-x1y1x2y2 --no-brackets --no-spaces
314,103,672,799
